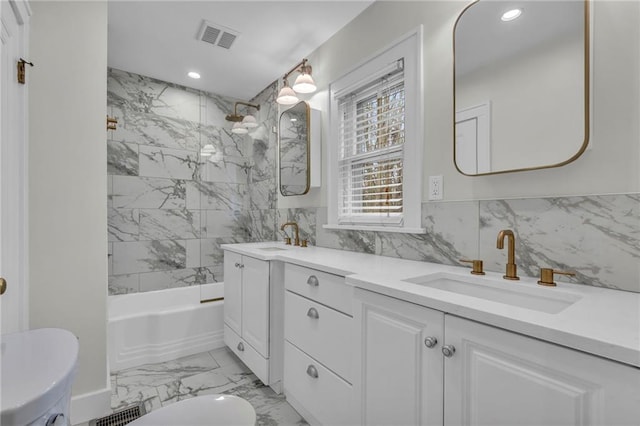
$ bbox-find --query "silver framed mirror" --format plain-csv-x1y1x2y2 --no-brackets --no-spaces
279,101,311,196
453,0,590,175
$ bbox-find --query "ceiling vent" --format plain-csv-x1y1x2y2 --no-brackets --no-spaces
198,20,239,50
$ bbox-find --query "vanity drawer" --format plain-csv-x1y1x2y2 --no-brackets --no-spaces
284,341,354,426
284,263,353,315
224,324,269,385
285,291,353,382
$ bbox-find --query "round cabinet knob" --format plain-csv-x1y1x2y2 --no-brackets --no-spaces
306,364,319,379
234,262,240,268
442,345,456,358
424,337,438,348
306,307,319,319
306,275,319,287
0,277,6,295
237,342,245,352
46,413,66,426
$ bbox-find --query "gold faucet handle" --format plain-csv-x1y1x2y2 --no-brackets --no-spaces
284,237,292,245
459,259,485,275
538,268,576,287
300,239,308,248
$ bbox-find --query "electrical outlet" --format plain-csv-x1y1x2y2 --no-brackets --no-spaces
428,175,443,200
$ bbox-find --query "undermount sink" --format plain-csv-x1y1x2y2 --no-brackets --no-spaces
258,246,288,252
403,272,581,314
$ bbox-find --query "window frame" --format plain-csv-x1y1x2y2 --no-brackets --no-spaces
326,27,425,234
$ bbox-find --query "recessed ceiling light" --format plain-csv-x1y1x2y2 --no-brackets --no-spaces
501,8,522,22
187,71,201,79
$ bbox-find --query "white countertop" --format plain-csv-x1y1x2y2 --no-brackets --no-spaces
222,241,640,368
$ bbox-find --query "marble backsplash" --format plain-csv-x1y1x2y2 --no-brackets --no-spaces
280,193,640,293
107,69,278,295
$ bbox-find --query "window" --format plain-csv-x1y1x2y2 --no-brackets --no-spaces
327,28,424,233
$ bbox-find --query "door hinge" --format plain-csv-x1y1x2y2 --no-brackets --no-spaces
17,58,34,85
107,116,118,131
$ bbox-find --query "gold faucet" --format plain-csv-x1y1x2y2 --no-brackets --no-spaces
496,229,519,280
280,222,300,246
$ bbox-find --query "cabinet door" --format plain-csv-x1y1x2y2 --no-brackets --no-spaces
444,315,640,426
354,288,445,426
242,256,270,357
223,251,242,335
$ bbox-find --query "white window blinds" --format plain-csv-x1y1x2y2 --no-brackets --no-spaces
336,59,405,225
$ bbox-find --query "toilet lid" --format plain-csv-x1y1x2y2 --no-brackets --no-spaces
1,328,79,425
128,395,257,426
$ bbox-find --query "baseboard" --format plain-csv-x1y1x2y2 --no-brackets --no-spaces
70,386,111,425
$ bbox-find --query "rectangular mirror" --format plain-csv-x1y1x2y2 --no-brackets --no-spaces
454,0,589,175
279,101,310,196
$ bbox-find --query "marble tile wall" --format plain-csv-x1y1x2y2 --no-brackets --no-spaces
107,69,276,295
293,193,639,293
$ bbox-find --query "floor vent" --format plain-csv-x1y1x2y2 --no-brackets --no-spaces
198,20,239,50
88,404,147,426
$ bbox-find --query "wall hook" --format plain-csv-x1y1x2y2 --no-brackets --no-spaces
17,58,34,85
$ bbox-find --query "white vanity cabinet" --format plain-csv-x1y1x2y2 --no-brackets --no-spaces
444,315,640,426
283,263,355,426
223,251,283,391
353,288,444,426
354,288,640,426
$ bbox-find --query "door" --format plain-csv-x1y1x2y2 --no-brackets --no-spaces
455,102,491,174
354,288,445,426
223,251,242,335
241,256,269,357
444,315,640,425
1,0,30,334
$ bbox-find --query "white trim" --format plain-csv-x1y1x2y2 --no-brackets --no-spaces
9,0,32,25
70,387,111,425
323,224,426,234
328,26,424,231
1,18,11,44
332,59,403,100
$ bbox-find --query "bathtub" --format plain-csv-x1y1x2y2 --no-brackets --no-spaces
108,283,225,372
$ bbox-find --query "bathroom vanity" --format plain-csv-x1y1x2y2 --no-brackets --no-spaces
222,251,284,393
222,242,640,425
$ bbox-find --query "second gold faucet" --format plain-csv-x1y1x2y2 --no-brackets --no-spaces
497,229,519,280
281,222,300,246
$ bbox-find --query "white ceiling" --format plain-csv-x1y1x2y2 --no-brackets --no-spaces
455,0,584,76
108,1,374,100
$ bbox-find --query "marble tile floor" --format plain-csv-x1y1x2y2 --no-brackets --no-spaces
96,348,308,426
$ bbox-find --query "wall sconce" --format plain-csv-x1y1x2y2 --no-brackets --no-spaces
225,101,261,134
276,58,317,105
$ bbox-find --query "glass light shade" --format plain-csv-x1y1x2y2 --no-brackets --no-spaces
242,115,258,128
293,73,316,94
231,122,249,134
276,84,299,105
200,144,215,157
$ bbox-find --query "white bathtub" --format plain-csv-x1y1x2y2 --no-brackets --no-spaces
108,283,225,372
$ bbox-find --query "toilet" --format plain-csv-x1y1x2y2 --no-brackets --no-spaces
1,328,78,426
128,394,256,426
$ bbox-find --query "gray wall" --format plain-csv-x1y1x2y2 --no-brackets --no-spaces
29,0,109,399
